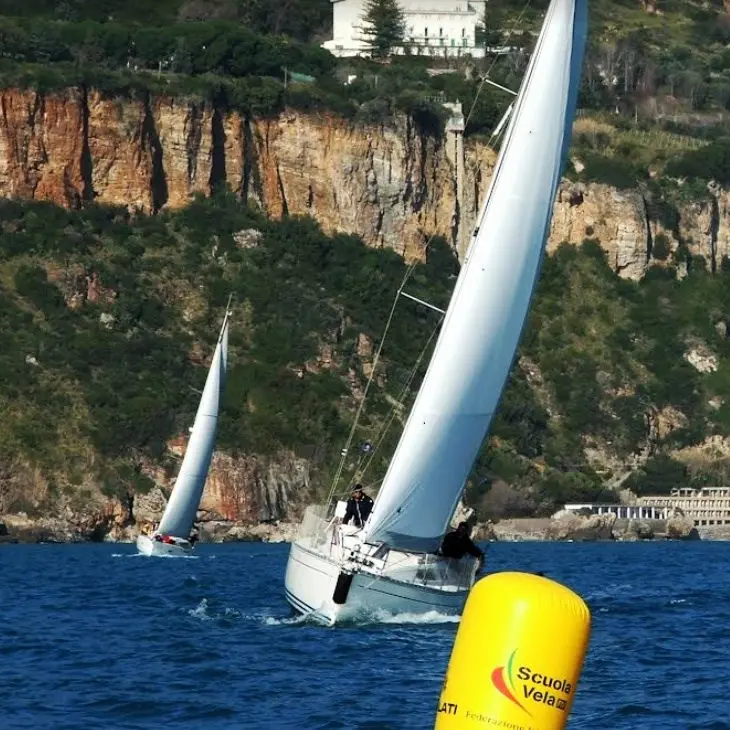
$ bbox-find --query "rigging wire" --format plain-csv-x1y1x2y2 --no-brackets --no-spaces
325,233,442,505
330,312,443,502
353,314,444,489
326,259,417,505
463,0,533,136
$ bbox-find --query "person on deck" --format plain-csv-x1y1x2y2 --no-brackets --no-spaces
440,522,484,567
342,484,374,528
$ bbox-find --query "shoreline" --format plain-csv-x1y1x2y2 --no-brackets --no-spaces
0,515,721,545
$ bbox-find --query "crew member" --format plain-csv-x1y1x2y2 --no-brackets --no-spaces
342,484,374,528
440,522,484,566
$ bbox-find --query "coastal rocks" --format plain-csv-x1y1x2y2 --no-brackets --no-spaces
490,518,552,541
545,510,616,541
614,519,655,541
451,500,476,528
471,520,497,542
0,513,95,543
218,521,298,543
201,450,309,523
666,515,700,540
131,486,168,529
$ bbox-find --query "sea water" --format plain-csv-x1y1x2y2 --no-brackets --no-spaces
1,540,727,729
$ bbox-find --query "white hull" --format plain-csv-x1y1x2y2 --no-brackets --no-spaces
136,534,192,558
284,508,478,625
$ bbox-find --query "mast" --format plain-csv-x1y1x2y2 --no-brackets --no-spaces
359,0,587,552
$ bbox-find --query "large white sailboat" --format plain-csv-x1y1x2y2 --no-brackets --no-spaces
136,305,232,557
283,0,587,624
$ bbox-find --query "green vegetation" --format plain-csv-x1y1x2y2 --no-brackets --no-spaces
1,0,730,519
3,195,730,517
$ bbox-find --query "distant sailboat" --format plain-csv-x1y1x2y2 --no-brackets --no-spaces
283,0,587,624
137,304,232,557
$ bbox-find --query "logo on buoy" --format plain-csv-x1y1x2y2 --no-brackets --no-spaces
491,650,573,715
490,649,531,715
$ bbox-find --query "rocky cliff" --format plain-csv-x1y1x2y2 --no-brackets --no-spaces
2,85,729,542
0,86,725,275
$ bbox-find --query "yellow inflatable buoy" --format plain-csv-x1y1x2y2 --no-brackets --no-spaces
435,572,591,730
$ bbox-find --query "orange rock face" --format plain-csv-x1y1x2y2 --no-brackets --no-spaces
0,88,85,206
0,86,726,277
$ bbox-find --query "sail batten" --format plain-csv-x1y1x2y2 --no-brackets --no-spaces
360,0,587,552
157,319,229,539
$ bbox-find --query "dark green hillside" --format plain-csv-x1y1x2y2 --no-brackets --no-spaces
2,194,730,518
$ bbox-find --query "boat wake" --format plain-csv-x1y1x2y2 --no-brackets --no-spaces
110,551,199,559
261,614,313,627
339,607,460,626
187,598,242,622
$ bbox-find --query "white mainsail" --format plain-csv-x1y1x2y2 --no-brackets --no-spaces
157,312,231,539
360,0,587,552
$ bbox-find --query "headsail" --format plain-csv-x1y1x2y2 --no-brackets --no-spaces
157,310,231,538
360,0,587,552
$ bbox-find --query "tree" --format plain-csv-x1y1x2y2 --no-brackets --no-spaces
475,0,504,49
359,0,406,60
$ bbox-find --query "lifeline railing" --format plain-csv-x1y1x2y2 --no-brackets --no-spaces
408,552,480,592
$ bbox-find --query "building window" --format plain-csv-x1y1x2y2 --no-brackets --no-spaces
451,38,455,46
463,38,468,46
462,28,466,38
439,27,443,36
424,27,428,37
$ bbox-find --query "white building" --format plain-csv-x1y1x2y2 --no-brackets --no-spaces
323,0,487,59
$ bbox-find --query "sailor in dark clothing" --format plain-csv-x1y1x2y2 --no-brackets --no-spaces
440,522,484,565
342,484,374,528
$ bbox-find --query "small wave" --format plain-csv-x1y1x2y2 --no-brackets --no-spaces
186,598,242,622
584,583,633,601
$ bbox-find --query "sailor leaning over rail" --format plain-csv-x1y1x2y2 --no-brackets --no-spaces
342,484,374,528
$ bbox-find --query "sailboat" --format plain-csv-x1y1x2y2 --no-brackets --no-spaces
283,0,587,623
136,304,232,557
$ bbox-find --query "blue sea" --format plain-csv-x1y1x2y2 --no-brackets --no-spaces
1,541,728,730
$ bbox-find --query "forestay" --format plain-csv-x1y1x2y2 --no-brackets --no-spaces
157,314,230,539
360,0,588,552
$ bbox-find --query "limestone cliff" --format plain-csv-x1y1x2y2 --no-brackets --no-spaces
0,86,724,275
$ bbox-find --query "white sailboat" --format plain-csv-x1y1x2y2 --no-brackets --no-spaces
284,0,587,624
136,305,232,557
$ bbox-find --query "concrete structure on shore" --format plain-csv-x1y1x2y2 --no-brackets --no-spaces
637,487,730,527
562,503,675,520
564,487,730,527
